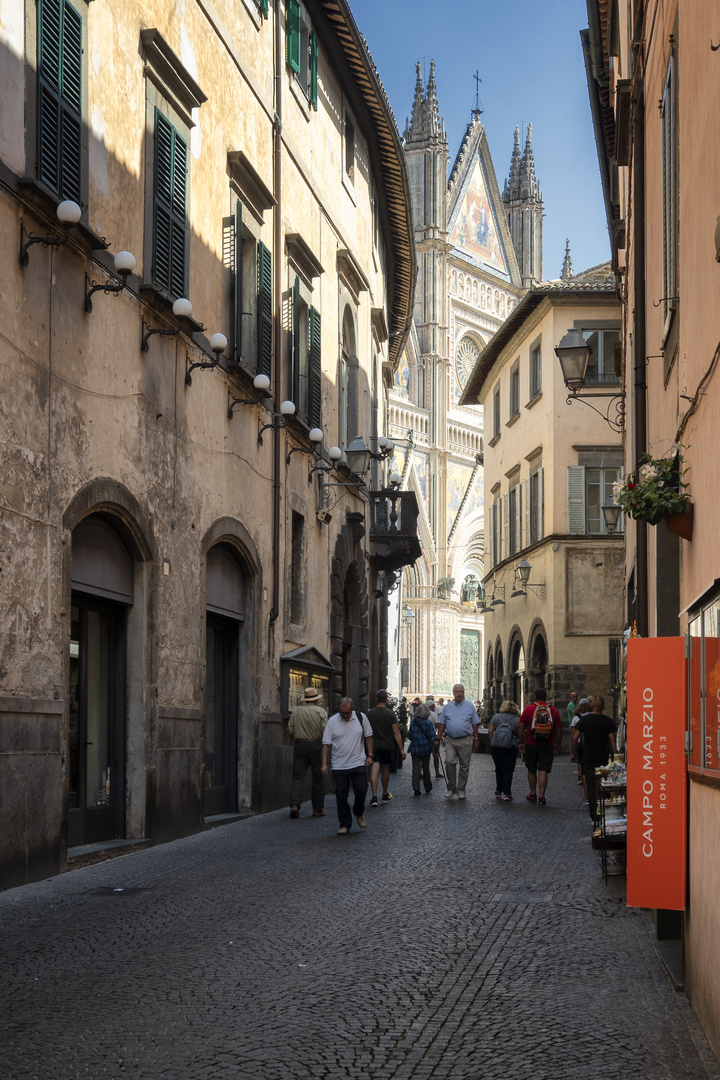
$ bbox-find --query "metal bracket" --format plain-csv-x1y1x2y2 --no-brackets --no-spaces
185,350,220,386
20,220,71,266
85,272,126,313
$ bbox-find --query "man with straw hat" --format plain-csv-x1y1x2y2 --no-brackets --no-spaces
287,686,328,819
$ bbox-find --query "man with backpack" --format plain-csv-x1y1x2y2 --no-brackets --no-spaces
517,688,562,805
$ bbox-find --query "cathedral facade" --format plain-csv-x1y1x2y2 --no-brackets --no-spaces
388,63,542,704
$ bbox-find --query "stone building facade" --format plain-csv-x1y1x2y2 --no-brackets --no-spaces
0,0,416,887
460,270,623,738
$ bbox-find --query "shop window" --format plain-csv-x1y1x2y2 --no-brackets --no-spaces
36,0,84,204
688,604,720,777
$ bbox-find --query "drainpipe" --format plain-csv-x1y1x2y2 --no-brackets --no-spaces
270,2,283,623
633,87,648,637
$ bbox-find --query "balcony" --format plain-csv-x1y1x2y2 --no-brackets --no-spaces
368,489,422,572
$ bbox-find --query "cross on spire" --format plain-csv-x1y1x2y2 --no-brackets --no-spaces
472,69,483,117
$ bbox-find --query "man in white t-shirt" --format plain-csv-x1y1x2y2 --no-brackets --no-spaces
321,697,374,835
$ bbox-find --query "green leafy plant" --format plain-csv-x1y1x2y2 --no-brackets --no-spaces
612,450,690,525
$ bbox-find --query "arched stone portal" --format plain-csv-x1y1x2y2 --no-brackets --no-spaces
330,514,369,713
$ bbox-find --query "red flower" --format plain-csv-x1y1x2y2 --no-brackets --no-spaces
627,481,637,489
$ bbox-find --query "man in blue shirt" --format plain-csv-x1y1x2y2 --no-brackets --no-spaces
435,684,480,799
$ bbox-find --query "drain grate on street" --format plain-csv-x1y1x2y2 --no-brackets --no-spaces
491,891,555,903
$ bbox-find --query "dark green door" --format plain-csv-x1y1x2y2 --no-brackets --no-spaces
204,614,239,816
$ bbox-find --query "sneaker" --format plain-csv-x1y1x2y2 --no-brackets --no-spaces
381,793,393,803
337,826,349,835
289,806,299,819
370,796,378,807
577,777,584,785
356,815,367,828
445,791,459,800
426,783,433,793
312,809,326,817
504,794,513,801
584,797,589,804
526,793,537,802
538,796,547,805
413,790,421,796
494,790,502,800
458,791,466,800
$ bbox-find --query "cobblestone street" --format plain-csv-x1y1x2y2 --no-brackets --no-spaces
1,755,718,1080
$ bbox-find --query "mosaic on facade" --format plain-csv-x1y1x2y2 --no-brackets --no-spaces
447,461,475,536
449,160,509,277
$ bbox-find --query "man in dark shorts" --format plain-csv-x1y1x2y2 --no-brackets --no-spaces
518,688,562,805
367,689,406,805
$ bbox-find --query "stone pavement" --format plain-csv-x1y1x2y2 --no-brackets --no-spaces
1,755,719,1080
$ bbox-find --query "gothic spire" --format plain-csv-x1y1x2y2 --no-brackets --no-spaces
426,60,439,135
409,61,424,135
505,126,522,202
520,122,538,200
561,239,574,280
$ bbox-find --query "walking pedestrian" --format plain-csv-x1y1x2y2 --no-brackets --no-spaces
572,697,592,797
517,688,562,805
432,699,443,777
572,695,617,821
487,700,520,801
567,691,578,755
287,686,328,818
367,690,406,806
407,702,436,795
435,684,481,800
321,697,374,835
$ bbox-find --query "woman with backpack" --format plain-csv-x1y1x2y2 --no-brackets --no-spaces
487,701,521,801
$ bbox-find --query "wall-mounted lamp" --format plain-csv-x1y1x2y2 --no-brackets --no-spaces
227,373,272,419
185,333,227,385
555,327,625,432
510,559,546,599
601,503,622,534
368,435,396,461
258,400,296,444
387,471,403,489
142,297,199,352
20,200,82,266
85,250,136,312
491,583,506,607
402,604,415,624
346,435,372,476
287,427,324,464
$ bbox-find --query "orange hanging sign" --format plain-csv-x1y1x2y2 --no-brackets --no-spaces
626,637,687,910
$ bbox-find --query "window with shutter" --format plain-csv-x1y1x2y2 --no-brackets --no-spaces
286,0,301,73
37,0,83,203
260,0,269,18
153,111,187,297
233,202,244,365
257,241,273,378
502,493,509,560
309,307,321,428
309,32,318,110
567,466,586,534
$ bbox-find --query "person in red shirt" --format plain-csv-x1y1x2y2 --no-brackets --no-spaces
517,688,562,805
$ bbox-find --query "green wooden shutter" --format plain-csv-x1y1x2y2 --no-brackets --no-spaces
286,0,301,73
260,0,269,17
257,241,273,378
233,202,243,365
309,31,318,110
153,111,187,297
309,306,322,428
292,276,301,405
37,0,82,202
502,493,509,561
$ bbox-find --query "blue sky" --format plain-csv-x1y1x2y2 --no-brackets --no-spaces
349,0,610,279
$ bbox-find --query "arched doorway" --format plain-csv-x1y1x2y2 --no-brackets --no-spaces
511,639,526,710
69,517,133,846
341,564,363,703
205,543,247,816
495,645,504,709
531,631,548,692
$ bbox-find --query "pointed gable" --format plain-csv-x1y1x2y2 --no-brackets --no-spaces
447,119,521,287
